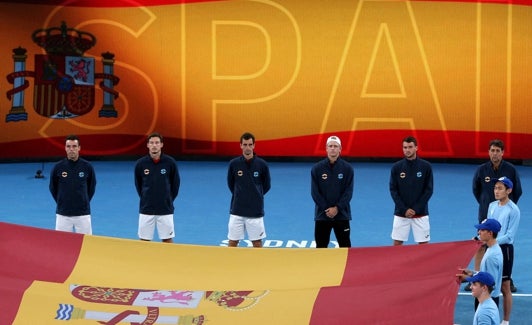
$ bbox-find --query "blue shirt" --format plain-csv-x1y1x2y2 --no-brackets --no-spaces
473,297,499,325
480,243,503,299
488,200,520,245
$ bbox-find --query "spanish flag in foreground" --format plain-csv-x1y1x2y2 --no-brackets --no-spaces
1,222,479,324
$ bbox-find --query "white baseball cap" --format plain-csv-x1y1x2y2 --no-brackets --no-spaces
326,136,341,146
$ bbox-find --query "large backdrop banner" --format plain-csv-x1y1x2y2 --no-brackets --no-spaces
0,0,530,160
1,222,480,324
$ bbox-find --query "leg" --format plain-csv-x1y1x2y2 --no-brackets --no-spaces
391,216,409,246
138,214,155,241
314,221,332,248
73,215,92,235
157,214,175,243
246,217,266,248
55,214,74,232
227,214,244,248
412,216,430,244
332,220,351,248
500,244,514,322
228,240,239,247
251,239,263,248
393,240,404,246
501,279,512,322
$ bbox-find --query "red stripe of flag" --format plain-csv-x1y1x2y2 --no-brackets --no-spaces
0,222,84,325
311,241,480,324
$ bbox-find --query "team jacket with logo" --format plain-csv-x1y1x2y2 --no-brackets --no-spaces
49,158,96,216
134,154,180,215
473,160,522,221
389,157,433,217
227,155,271,218
311,157,354,221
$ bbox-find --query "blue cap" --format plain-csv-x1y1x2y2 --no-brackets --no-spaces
465,271,495,287
474,218,501,233
493,176,513,189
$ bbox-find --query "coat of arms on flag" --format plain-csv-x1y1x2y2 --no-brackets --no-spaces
34,54,96,118
5,21,119,122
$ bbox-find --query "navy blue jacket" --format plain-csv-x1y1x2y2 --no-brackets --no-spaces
389,157,433,217
134,154,180,215
227,155,271,218
311,157,354,221
49,158,96,216
473,160,522,221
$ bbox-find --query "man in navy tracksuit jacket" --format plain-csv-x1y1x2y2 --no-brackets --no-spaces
311,135,354,248
469,138,522,293
49,134,96,234
473,140,522,224
389,136,433,245
227,132,271,247
135,132,180,243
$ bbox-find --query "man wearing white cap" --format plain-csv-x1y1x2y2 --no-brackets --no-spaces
311,135,354,248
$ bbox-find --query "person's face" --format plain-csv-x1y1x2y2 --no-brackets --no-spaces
402,141,417,160
326,141,341,160
240,138,254,158
494,182,511,201
147,136,163,156
489,145,503,165
470,282,486,299
477,229,492,242
65,139,80,161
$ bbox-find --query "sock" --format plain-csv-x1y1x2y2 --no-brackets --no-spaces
500,320,509,325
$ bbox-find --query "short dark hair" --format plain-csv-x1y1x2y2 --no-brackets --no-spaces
489,139,504,151
240,132,255,144
147,132,163,143
402,135,417,146
65,134,80,144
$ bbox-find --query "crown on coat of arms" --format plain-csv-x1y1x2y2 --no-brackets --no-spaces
32,21,96,56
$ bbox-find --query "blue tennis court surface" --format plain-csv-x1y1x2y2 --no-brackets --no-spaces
1,160,530,324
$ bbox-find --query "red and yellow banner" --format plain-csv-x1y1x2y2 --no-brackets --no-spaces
1,222,479,324
0,0,530,159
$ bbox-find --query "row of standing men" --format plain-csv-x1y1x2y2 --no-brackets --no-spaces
49,133,522,324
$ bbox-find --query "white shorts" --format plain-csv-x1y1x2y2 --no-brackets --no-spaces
138,214,175,241
391,215,430,243
56,214,92,235
228,214,266,241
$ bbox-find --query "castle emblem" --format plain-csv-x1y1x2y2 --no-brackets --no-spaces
5,21,119,122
